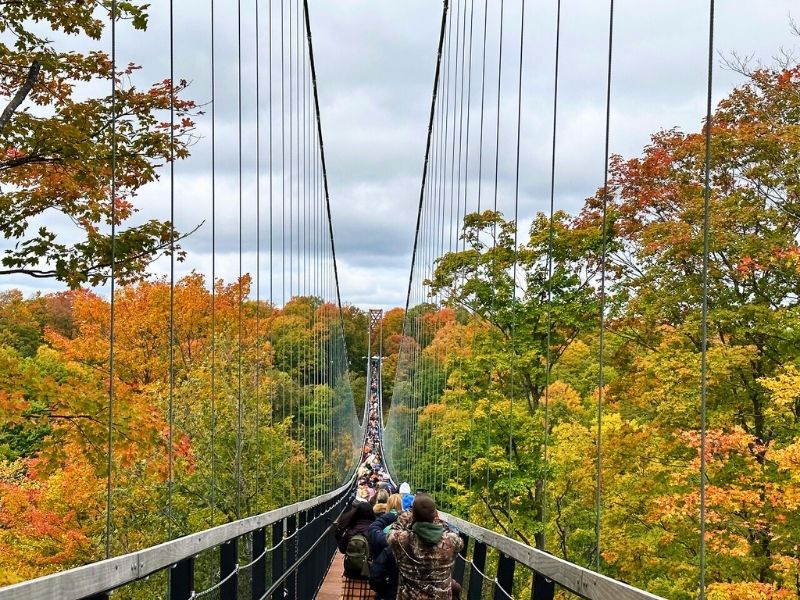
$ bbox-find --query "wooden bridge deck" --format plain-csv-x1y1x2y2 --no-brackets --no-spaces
316,552,344,599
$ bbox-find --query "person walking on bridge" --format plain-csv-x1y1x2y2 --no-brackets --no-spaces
387,494,463,599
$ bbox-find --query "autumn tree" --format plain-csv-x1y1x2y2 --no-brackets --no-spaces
0,1,199,287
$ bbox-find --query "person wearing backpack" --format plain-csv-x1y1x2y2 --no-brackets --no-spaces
335,500,375,599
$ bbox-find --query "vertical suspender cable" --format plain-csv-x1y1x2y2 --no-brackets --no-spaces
210,0,217,526
296,0,302,303
699,2,715,597
269,0,274,316
281,0,286,307
447,0,462,255
255,0,262,510
542,0,562,552
105,0,117,561
301,10,308,491
476,0,488,215
284,0,295,303
487,0,505,495
508,0,526,531
236,0,244,521
596,0,615,574
167,0,175,541
464,0,476,489
468,0,489,493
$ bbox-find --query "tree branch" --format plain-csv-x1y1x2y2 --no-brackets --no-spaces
0,60,41,132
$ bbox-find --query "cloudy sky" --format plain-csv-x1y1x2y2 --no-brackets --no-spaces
4,0,798,310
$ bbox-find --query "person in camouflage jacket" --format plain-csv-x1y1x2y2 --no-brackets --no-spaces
387,494,464,599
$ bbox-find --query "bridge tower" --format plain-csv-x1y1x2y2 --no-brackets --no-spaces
367,308,383,360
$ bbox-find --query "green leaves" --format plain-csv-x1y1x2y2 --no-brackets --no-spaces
0,2,199,288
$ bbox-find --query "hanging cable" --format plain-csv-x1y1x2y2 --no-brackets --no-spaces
281,0,286,307
507,0,526,532
699,2,716,598
487,0,506,495
210,0,217,526
255,0,262,512
167,0,176,540
288,0,294,302
236,0,244,521
542,0,562,552
595,0,615,574
105,0,118,561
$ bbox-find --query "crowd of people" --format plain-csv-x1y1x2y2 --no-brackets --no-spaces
355,358,391,500
333,358,464,600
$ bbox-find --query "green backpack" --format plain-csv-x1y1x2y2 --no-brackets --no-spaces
344,533,370,578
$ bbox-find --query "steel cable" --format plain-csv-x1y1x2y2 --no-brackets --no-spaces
699,2,716,597
595,0,615,573
105,0,118,561
541,0,562,553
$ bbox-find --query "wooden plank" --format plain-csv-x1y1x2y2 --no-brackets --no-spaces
0,479,355,600
315,552,344,600
438,512,664,600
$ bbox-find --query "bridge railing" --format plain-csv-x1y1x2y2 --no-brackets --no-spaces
440,511,664,600
0,481,354,600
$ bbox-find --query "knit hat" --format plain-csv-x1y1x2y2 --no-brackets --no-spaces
399,482,411,494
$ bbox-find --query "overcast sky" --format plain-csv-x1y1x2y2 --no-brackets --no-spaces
4,0,798,310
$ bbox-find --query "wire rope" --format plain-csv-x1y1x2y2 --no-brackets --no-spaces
105,0,118,560
168,0,176,540
236,0,244,521
268,0,274,508
255,0,262,515
542,0,562,552
288,0,293,302
699,1,716,597
595,0,615,573
508,0,526,532
210,0,217,526
487,0,506,498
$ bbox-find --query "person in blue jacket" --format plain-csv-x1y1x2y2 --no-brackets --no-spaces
368,494,403,599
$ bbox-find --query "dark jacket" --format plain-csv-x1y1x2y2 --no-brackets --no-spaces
336,517,374,554
369,512,399,599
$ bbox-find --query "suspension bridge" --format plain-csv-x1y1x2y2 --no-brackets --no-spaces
0,0,782,597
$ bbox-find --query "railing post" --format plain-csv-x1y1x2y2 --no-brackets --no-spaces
532,572,556,600
252,527,267,600
494,553,516,600
452,533,470,584
286,513,297,600
467,541,487,600
271,520,284,600
220,538,238,600
297,510,308,599
169,556,194,600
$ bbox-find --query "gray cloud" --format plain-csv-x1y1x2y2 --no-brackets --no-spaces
2,0,797,310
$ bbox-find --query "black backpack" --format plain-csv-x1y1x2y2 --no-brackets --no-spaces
344,533,370,578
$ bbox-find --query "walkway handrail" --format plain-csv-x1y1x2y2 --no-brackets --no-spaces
0,478,356,600
439,511,664,600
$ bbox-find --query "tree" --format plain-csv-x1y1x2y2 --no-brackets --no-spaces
0,1,199,287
